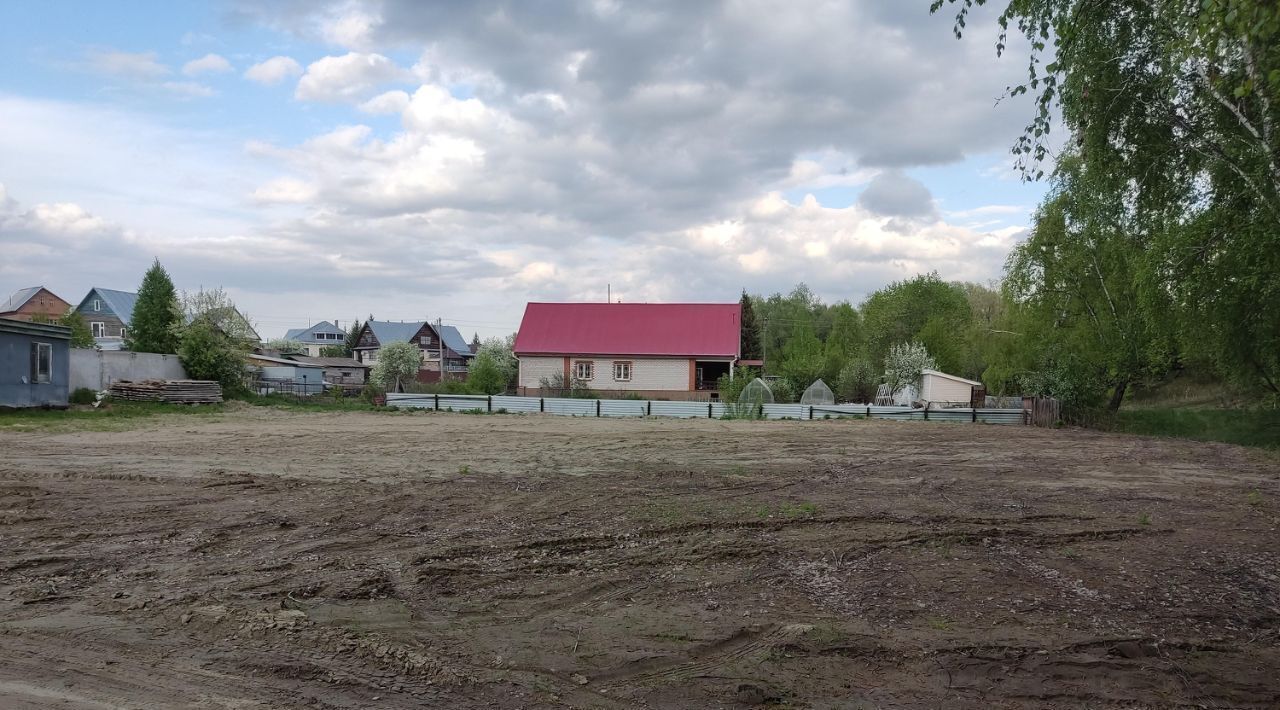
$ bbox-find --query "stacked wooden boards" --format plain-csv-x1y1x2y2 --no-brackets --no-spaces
107,380,223,404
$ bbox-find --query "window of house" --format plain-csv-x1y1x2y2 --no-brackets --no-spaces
31,342,52,384
574,360,594,380
91,322,105,337
420,335,433,345
120,327,127,339
92,299,101,312
613,361,632,382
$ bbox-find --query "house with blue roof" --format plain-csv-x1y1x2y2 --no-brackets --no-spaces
353,319,475,383
74,287,140,350
283,320,348,356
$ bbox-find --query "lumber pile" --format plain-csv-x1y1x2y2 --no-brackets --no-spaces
107,379,223,404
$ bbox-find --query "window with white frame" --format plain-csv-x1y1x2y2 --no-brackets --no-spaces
31,342,52,384
574,360,594,380
91,322,105,337
120,327,126,338
612,361,632,382
92,299,101,312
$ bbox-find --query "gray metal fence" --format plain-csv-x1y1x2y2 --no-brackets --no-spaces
385,393,1028,425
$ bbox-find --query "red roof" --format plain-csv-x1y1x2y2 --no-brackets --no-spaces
514,302,741,358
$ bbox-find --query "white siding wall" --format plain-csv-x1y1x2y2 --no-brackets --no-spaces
573,357,690,391
921,373,973,403
520,356,693,390
518,356,564,388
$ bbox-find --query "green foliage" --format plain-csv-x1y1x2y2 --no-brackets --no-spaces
473,335,518,390
178,319,248,394
884,342,936,397
182,287,258,342
344,319,362,356
467,351,508,395
69,387,97,405
56,311,95,348
768,378,797,404
937,0,1280,407
861,273,971,368
739,290,762,360
319,345,347,357
370,341,422,393
836,358,877,403
778,323,825,389
1106,408,1280,450
716,366,761,403
127,258,182,354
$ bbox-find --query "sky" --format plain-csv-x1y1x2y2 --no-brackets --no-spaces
0,1,1047,340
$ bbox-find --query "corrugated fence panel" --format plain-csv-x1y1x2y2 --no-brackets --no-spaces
543,398,597,417
599,399,649,417
386,393,1028,425
650,401,712,418
977,409,1027,425
761,403,806,420
492,395,541,413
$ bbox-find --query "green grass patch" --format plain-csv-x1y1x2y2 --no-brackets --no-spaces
0,402,226,432
1105,408,1280,449
232,392,382,412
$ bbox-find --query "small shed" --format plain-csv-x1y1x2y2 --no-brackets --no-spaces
284,355,369,386
247,353,327,395
920,369,982,406
0,318,71,408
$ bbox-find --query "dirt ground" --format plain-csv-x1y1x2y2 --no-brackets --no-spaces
1,407,1278,709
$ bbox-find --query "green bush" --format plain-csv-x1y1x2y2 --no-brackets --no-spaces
70,388,98,405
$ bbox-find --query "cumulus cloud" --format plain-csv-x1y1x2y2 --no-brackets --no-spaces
856,170,938,220
244,56,303,85
357,89,410,114
5,2,1046,337
84,49,169,79
182,53,232,76
294,52,410,102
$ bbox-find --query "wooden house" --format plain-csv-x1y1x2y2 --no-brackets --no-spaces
73,287,138,350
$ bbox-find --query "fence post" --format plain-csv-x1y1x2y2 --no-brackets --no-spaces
488,395,492,413
708,402,713,418
866,405,871,418
972,407,977,423
809,405,814,420
540,397,545,413
434,393,439,411
924,404,929,421
646,400,651,416
596,399,601,417
758,403,764,418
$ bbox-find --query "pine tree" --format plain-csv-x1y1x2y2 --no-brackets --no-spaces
470,332,481,353
126,259,181,353
344,319,362,357
739,290,762,360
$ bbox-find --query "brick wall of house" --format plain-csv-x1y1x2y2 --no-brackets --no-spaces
2,289,71,322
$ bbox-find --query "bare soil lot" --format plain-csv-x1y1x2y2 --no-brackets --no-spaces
2,408,1278,708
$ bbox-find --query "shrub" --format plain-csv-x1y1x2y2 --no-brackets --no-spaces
70,387,98,405
178,320,248,394
836,358,878,403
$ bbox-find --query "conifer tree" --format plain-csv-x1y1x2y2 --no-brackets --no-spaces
126,259,181,353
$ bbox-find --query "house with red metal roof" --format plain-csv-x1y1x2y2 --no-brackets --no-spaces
513,302,742,400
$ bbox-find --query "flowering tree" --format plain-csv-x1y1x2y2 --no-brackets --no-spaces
370,341,422,393
883,342,936,397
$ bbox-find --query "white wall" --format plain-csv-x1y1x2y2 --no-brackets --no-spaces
69,349,188,391
921,373,974,403
520,355,692,391
518,356,563,388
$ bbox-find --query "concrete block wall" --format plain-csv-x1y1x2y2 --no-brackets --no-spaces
70,349,189,391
